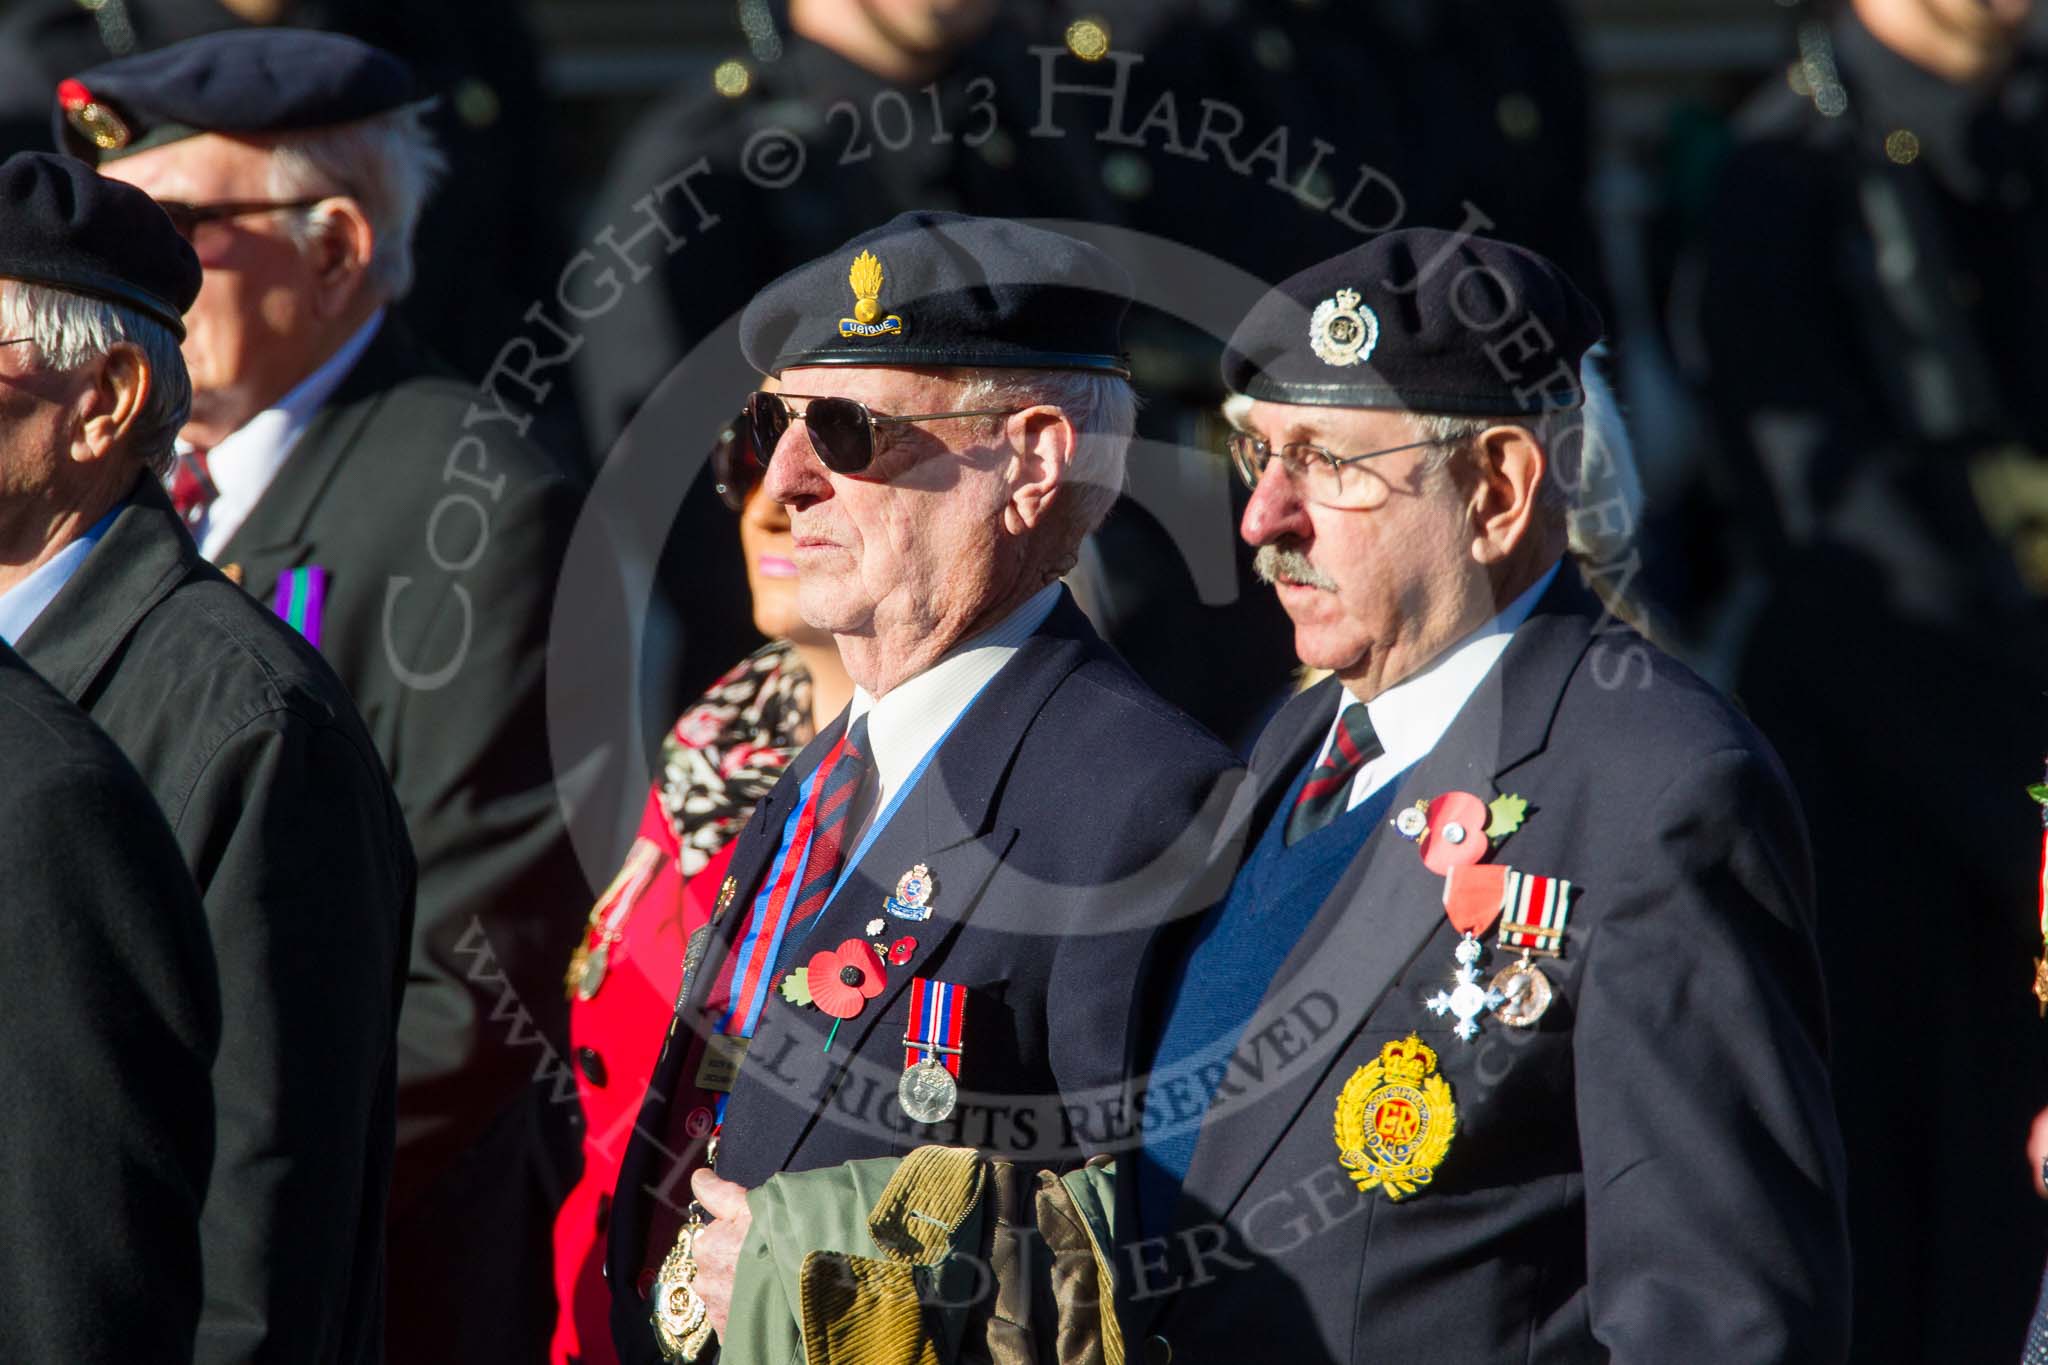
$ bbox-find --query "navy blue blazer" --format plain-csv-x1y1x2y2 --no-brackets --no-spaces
1114,570,1853,1364
609,588,1242,1360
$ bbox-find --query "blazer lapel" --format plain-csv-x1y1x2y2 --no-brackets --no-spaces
1157,571,1605,1268
16,479,197,703
211,322,415,593
731,598,1094,1175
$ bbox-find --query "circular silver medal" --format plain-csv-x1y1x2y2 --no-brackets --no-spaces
1488,958,1554,1028
575,941,609,1002
898,1058,959,1124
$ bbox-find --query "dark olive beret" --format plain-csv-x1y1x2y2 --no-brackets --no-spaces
1223,228,1604,415
741,210,1132,378
53,28,414,165
0,151,199,337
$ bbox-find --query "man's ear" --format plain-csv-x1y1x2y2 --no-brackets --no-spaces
1466,423,1546,566
1002,404,1076,536
306,197,376,319
73,343,149,466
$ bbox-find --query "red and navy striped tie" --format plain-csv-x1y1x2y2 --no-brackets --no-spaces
787,713,872,931
1286,703,1382,845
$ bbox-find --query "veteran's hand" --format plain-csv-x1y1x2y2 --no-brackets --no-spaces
690,1167,754,1336
2028,1105,2048,1198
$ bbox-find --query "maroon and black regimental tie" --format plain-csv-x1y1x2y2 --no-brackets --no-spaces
1286,703,1382,845
168,447,217,530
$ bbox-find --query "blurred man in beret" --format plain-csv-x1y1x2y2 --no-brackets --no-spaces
0,148,412,1365
53,28,588,1363
1115,228,1852,1363
605,210,1239,1364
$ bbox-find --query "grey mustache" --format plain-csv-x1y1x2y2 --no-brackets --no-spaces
1253,544,1337,591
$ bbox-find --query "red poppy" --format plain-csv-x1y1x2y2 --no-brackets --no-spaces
807,938,885,1019
888,936,917,965
1419,791,1491,876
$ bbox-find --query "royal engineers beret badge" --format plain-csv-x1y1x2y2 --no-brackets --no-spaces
1334,1034,1456,1200
838,249,904,339
1308,287,1378,368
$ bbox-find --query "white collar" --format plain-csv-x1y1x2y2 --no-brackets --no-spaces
0,501,120,646
1321,560,1561,808
190,308,384,559
846,582,1063,811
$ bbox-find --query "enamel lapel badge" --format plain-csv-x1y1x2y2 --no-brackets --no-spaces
885,863,936,922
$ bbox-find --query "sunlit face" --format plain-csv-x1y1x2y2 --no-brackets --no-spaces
0,321,86,506
760,365,1011,649
1928,0,2033,34
1237,399,1484,687
858,0,1001,53
97,132,336,443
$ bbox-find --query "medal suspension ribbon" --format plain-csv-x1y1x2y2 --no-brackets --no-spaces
905,977,966,1077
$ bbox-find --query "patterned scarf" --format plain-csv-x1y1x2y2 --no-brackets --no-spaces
659,639,815,878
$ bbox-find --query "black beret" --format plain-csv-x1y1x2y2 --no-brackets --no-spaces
0,151,200,337
53,28,414,165
1223,228,1604,416
741,210,1131,378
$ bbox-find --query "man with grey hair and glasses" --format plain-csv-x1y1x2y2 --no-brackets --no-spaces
55,28,588,1364
0,147,413,1365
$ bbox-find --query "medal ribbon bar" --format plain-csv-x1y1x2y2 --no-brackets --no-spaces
1497,870,1572,957
905,977,966,1078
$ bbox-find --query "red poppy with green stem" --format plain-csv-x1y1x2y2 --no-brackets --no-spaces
807,938,885,1048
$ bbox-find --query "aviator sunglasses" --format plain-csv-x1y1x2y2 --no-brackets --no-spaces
710,411,759,512
744,389,1023,476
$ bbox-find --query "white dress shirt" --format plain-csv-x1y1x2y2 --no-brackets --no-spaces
1315,560,1562,812
0,504,118,645
843,581,1063,842
188,309,385,559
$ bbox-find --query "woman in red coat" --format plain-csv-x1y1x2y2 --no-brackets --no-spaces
548,416,851,1365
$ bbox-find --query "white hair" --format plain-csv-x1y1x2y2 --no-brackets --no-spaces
952,367,1138,576
0,280,192,479
1408,344,1637,559
268,102,447,302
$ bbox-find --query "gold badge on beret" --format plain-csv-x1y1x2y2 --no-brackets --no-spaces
1308,286,1378,368
57,80,130,152
838,250,904,339
1333,1034,1456,1201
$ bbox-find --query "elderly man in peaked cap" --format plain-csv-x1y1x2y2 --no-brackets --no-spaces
1114,228,1852,1363
605,210,1239,1363
0,148,415,1365
54,30,589,1361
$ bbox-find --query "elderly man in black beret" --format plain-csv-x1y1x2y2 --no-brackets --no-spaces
52,30,589,1361
604,210,1239,1363
1114,228,1853,1363
0,148,414,1365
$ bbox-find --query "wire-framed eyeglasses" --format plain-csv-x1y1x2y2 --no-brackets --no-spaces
1225,431,1458,510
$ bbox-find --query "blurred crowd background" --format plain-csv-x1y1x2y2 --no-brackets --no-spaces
6,0,2048,1358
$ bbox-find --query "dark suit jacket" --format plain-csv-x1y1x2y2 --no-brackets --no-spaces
0,642,220,1362
1116,572,1852,1364
608,590,1241,1363
206,320,589,1361
17,479,414,1365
